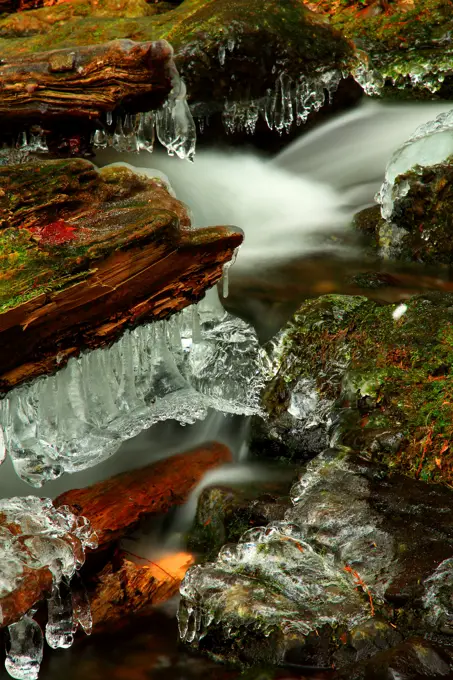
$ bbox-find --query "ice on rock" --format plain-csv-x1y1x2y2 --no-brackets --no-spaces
177,451,389,653
376,107,453,224
422,558,453,632
221,70,342,135
5,616,43,680
0,289,271,486
0,497,97,596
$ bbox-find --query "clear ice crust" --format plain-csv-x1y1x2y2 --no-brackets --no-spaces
0,290,272,487
0,497,96,679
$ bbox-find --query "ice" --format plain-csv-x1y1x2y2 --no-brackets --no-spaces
5,616,43,680
46,584,74,649
0,499,96,678
422,558,453,632
221,70,342,135
0,290,271,486
91,54,195,160
177,451,388,651
376,108,453,223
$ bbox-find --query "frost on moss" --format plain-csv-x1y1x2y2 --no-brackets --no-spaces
268,292,453,485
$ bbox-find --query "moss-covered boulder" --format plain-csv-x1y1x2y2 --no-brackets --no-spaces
266,292,453,485
306,0,453,98
0,0,353,125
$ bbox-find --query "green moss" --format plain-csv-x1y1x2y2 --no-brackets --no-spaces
270,293,453,485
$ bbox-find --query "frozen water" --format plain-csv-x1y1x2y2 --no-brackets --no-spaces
221,69,342,135
376,108,453,222
0,289,271,486
177,451,390,653
0,499,96,678
5,616,43,680
0,497,96,604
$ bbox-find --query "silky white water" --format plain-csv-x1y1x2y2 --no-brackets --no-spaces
95,98,453,273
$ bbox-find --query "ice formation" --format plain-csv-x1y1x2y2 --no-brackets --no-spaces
90,75,197,161
219,69,342,136
0,497,96,678
0,289,272,486
352,45,453,98
377,108,453,222
177,452,390,654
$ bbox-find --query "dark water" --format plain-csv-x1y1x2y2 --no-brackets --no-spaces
14,606,332,680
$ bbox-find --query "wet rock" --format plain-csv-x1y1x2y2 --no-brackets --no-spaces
0,158,242,394
178,448,453,668
0,38,174,137
306,0,453,99
334,637,453,679
249,411,328,464
266,292,453,485
0,0,353,131
187,479,294,561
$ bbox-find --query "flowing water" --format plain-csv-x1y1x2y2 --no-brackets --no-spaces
8,97,453,679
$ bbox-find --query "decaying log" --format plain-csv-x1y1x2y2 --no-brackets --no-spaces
55,442,233,547
0,159,243,394
0,443,231,629
0,566,53,629
89,552,194,631
0,39,174,129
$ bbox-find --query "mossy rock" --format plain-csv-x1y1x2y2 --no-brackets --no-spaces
187,481,292,561
380,157,453,265
0,0,353,113
268,292,453,485
309,0,453,98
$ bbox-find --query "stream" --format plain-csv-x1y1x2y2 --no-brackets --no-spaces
4,96,453,680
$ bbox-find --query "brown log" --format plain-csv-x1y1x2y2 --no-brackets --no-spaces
0,39,174,128
0,443,231,629
0,159,243,394
89,551,194,631
0,566,53,629
55,442,233,547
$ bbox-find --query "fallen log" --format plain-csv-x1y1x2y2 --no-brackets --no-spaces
89,551,194,631
0,443,232,629
0,39,174,131
0,159,242,394
55,442,232,547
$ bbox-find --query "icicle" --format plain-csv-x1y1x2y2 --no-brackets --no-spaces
106,111,113,126
198,117,205,134
92,128,107,149
155,76,197,161
122,114,139,153
5,616,43,680
221,247,239,298
137,111,155,153
112,116,126,152
45,584,74,649
71,573,92,636
227,38,235,53
218,44,226,66
28,131,48,153
192,306,202,344
15,132,27,150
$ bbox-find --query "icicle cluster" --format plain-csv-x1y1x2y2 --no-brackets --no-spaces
91,76,197,161
0,497,96,679
219,69,342,136
0,290,272,487
352,48,453,98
